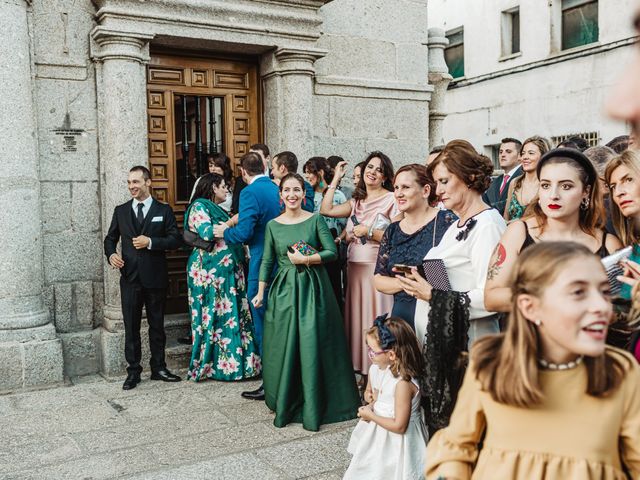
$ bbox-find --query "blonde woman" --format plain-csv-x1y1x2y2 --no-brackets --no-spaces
426,242,640,479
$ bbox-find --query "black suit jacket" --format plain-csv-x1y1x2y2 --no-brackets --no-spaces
231,175,248,215
483,165,523,216
104,199,182,289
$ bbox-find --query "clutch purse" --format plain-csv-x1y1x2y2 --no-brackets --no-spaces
371,213,391,232
288,240,318,256
421,259,451,291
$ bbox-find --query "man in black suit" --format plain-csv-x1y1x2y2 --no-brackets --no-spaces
104,166,183,390
483,137,523,216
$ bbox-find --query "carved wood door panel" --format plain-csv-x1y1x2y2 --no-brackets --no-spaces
146,53,261,314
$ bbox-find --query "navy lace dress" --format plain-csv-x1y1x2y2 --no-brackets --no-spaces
374,210,456,328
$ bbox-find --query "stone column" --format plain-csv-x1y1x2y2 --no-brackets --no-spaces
427,28,453,149
263,47,327,161
0,0,64,391
90,27,153,376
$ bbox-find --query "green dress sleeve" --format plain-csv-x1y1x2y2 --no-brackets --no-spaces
259,221,277,283
316,215,338,263
189,201,214,241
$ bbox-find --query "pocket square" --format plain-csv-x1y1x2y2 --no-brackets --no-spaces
151,216,163,222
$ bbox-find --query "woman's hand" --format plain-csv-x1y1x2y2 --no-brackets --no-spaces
287,249,307,265
396,268,433,301
357,404,375,422
618,259,640,288
251,293,264,309
333,161,348,183
352,224,369,238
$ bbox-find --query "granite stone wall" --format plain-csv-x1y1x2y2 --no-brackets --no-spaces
0,0,437,388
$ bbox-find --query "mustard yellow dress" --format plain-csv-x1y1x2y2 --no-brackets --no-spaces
425,348,640,480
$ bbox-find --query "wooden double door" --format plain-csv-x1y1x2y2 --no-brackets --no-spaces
146,53,261,314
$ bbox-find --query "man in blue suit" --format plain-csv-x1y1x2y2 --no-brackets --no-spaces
213,151,280,400
270,151,315,212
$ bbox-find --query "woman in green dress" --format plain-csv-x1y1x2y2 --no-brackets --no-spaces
252,173,360,431
185,173,261,381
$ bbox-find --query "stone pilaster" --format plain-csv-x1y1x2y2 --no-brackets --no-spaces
427,28,452,149
0,0,64,392
90,27,153,376
262,47,327,161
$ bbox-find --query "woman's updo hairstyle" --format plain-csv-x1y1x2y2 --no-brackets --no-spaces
429,140,494,194
394,163,438,205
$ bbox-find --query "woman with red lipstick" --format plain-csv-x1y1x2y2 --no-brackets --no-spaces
321,152,398,376
504,136,551,222
425,242,640,480
485,148,621,313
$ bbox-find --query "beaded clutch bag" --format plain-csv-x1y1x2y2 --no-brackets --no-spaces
289,240,318,256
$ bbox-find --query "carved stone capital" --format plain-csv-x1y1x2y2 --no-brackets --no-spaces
90,27,154,64
272,47,328,77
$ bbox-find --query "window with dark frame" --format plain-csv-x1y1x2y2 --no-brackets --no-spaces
561,0,598,50
501,7,521,57
445,28,464,79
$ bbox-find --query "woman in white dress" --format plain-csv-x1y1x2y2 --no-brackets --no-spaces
396,140,506,435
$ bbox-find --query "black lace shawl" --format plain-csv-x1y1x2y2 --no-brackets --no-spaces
420,289,470,437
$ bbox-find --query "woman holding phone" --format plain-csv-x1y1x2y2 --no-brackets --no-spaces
321,152,398,375
373,164,455,327
253,173,359,431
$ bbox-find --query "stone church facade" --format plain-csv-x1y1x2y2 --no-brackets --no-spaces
0,0,448,392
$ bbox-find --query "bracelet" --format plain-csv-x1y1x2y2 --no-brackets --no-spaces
306,255,310,267
367,224,374,239
327,185,337,190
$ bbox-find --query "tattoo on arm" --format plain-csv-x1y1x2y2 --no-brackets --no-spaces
486,243,507,281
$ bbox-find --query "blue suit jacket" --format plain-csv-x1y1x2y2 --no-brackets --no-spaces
303,181,315,213
223,176,281,282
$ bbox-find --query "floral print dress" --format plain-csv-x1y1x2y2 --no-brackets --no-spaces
185,199,261,381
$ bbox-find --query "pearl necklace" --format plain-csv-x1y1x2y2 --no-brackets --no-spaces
538,355,584,371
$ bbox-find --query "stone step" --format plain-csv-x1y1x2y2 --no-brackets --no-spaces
165,338,192,372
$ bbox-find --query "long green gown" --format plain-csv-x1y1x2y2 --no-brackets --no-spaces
259,214,360,431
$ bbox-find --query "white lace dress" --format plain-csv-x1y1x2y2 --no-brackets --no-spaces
344,364,428,480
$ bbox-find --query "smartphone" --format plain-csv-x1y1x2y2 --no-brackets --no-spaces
351,215,367,245
287,246,295,254
393,264,414,275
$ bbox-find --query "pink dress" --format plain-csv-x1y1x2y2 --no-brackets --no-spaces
345,192,396,372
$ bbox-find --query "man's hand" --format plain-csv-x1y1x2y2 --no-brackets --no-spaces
109,254,125,269
132,235,150,249
213,222,229,238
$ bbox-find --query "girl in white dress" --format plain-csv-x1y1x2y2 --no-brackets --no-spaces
344,315,428,480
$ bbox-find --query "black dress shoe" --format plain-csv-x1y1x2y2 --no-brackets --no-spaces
177,335,191,345
241,385,265,400
150,369,181,382
122,374,141,390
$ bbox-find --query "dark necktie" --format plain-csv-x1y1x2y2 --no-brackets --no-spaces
137,203,145,225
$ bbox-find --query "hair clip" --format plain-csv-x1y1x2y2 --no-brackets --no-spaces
455,217,477,242
373,314,396,349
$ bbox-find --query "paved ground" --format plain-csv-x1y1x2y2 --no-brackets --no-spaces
0,372,356,479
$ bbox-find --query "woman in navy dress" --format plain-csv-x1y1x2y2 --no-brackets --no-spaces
374,164,455,327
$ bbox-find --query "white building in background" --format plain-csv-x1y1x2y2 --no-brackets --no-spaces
429,0,638,166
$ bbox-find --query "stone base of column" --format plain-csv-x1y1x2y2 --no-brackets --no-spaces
0,324,64,394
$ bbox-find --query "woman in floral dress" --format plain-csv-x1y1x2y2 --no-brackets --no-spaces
185,173,261,381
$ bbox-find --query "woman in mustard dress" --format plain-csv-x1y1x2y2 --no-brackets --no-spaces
425,242,640,479
252,173,360,432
